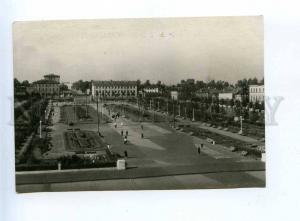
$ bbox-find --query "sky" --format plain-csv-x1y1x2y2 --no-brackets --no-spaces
13,16,263,85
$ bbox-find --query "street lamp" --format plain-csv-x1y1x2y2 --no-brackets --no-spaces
192,108,195,122
96,93,100,134
39,120,42,138
239,116,244,134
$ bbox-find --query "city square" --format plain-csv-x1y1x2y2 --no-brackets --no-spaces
13,17,265,192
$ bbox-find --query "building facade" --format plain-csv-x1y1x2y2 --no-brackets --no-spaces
91,80,138,99
249,85,264,103
32,74,60,97
32,79,60,97
44,74,60,83
171,91,178,100
218,92,233,100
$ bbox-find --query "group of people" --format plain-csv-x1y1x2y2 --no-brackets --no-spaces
121,129,129,144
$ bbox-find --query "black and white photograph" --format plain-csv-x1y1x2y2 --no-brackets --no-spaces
13,17,265,193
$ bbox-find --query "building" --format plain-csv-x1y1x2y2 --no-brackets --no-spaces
171,91,178,100
142,86,162,97
143,86,160,94
44,73,60,83
218,92,233,100
62,81,73,90
32,79,60,97
249,85,264,103
91,80,138,99
32,74,60,97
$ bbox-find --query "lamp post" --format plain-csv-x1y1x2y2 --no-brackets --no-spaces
239,116,244,134
166,100,169,115
96,93,100,134
192,108,195,122
172,98,175,128
73,99,76,122
39,120,42,138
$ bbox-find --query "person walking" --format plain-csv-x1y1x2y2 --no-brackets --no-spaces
126,130,128,136
121,130,123,136
141,133,144,139
124,137,127,144
124,150,128,158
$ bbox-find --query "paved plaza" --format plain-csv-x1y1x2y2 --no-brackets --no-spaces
16,101,265,192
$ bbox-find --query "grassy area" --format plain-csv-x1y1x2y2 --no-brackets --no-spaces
180,126,263,157
106,104,171,122
60,105,111,124
64,130,107,152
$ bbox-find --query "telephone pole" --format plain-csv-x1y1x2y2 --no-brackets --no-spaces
96,94,100,133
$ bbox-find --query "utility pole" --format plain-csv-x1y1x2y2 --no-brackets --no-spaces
73,99,76,122
192,108,195,122
97,94,100,133
85,93,88,118
152,99,155,122
239,116,243,134
39,120,42,138
172,98,175,128
178,103,181,116
166,100,169,115
157,100,160,111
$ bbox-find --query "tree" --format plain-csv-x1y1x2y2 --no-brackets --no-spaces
21,80,30,87
60,84,69,92
14,78,21,88
72,80,91,93
144,80,151,86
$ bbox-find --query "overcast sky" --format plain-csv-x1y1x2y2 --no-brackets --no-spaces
13,16,263,85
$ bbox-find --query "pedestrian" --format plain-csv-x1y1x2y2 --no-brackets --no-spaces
124,150,128,157
114,123,117,128
141,133,144,139
124,137,127,144
126,130,128,136
198,147,201,155
141,124,143,130
121,130,123,136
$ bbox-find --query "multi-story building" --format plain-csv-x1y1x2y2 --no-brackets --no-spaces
32,74,60,97
249,85,264,103
44,73,60,83
218,92,233,100
143,86,160,94
32,79,60,97
91,80,138,99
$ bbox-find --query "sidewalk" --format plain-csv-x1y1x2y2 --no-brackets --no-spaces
119,101,261,144
16,160,265,185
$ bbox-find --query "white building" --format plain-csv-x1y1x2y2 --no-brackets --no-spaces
91,80,138,99
171,91,178,100
143,86,160,94
218,92,233,100
249,85,264,103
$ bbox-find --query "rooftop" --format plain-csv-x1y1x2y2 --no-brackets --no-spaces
92,80,138,87
32,79,60,84
44,73,60,78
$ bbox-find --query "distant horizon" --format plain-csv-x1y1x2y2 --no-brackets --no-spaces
14,17,263,84
14,75,264,86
